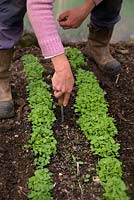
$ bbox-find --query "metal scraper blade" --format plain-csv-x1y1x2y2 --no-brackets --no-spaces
61,105,64,122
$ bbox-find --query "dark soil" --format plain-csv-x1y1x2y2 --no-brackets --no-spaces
0,42,134,200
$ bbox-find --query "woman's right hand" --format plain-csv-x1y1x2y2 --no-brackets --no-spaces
51,54,74,107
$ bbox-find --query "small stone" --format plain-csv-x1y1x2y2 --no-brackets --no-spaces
92,176,101,184
14,135,19,138
16,98,25,106
72,146,77,150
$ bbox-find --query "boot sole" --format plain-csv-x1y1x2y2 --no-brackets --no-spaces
83,51,121,76
0,100,15,119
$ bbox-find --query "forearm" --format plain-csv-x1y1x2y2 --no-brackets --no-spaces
27,0,64,58
51,54,71,72
82,0,95,15
80,0,103,17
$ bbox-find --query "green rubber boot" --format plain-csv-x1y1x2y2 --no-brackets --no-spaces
0,49,15,119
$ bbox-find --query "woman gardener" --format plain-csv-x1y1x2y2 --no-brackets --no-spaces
0,0,122,119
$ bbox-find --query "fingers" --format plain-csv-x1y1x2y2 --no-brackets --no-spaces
54,90,71,106
53,85,65,99
59,17,78,29
59,20,71,29
54,90,63,99
57,92,71,107
54,91,71,107
58,11,69,22
53,87,71,107
63,93,71,107
58,11,72,29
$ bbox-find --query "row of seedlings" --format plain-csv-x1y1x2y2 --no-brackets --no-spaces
22,55,57,200
66,48,129,200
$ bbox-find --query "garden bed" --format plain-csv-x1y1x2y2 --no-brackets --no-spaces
0,42,134,200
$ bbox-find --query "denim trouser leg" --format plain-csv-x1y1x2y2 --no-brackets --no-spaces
0,0,26,49
91,0,123,29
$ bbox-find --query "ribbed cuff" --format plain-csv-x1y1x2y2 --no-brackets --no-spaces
39,36,65,58
45,52,64,59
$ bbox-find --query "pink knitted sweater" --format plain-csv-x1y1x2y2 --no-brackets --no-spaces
27,0,103,58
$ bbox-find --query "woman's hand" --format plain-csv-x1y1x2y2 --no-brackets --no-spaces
51,54,74,106
58,0,95,29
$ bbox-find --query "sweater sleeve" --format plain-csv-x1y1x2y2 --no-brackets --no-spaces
27,0,64,58
94,0,103,5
